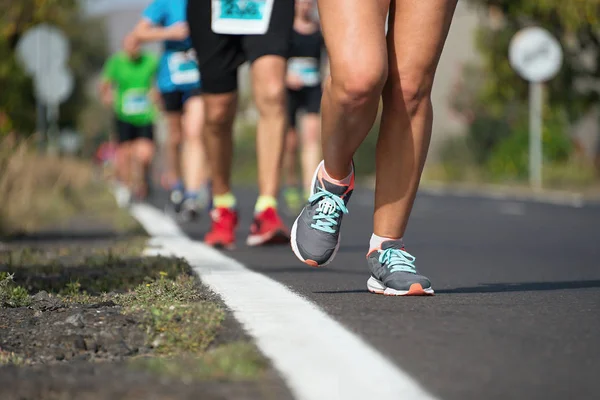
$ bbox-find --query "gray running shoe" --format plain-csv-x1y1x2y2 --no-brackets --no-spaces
291,161,354,267
366,240,434,296
180,184,212,222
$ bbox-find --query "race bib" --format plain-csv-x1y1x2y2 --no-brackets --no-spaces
122,89,150,115
211,0,274,35
167,51,200,86
288,57,321,87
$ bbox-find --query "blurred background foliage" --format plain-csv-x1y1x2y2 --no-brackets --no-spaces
432,0,600,186
0,0,599,189
0,0,108,142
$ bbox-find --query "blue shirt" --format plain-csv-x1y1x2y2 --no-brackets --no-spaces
143,0,200,93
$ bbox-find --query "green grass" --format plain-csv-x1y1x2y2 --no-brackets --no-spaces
115,275,225,355
0,249,191,296
132,342,268,381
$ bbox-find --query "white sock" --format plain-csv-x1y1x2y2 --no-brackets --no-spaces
369,233,402,253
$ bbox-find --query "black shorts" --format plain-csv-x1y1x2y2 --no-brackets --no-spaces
287,86,322,128
115,119,154,143
187,0,294,94
161,88,202,112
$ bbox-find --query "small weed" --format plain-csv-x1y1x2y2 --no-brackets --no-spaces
0,349,25,366
145,302,224,355
61,281,82,297
115,275,224,355
0,272,31,308
116,275,202,310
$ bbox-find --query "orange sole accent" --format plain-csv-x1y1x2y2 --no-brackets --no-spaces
369,284,434,296
384,283,434,296
304,259,319,267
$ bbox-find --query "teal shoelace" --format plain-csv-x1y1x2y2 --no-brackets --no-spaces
379,247,417,274
309,188,348,234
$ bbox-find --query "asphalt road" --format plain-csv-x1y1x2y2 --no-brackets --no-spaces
151,186,600,400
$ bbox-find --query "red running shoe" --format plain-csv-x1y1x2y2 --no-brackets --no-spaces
246,207,290,246
205,207,238,249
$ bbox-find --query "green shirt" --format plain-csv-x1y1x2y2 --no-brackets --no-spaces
102,51,159,126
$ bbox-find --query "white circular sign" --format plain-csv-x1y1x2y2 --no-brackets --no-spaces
16,24,70,76
35,68,75,104
509,27,563,83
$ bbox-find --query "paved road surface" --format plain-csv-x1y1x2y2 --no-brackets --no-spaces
150,186,600,400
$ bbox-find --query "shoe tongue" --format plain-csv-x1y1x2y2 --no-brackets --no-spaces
322,179,349,196
381,240,404,250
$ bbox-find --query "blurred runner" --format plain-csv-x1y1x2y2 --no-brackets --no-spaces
99,34,158,206
291,0,457,296
133,0,211,221
94,136,118,181
282,0,327,213
186,0,294,248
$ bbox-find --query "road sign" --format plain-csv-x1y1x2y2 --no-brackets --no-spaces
35,67,75,104
16,24,70,75
508,27,563,191
509,27,563,83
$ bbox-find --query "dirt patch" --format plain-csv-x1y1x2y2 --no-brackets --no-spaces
0,224,293,400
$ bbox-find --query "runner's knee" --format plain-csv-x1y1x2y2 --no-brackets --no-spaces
204,95,236,133
331,64,387,111
384,71,434,117
136,140,154,163
254,79,286,117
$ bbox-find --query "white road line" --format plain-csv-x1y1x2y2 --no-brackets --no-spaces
130,203,439,400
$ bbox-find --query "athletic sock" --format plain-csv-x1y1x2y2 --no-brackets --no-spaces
184,190,198,199
322,163,354,185
369,233,403,253
254,195,277,214
172,180,185,192
214,192,236,209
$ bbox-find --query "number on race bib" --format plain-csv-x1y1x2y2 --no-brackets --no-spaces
220,0,263,20
211,0,274,35
168,51,200,86
122,90,150,115
288,57,321,87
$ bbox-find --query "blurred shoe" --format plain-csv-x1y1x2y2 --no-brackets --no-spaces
164,181,185,219
247,207,290,246
205,206,238,249
180,182,212,222
113,183,132,208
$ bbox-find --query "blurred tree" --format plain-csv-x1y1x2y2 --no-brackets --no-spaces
449,0,600,168
467,0,599,121
0,0,108,137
